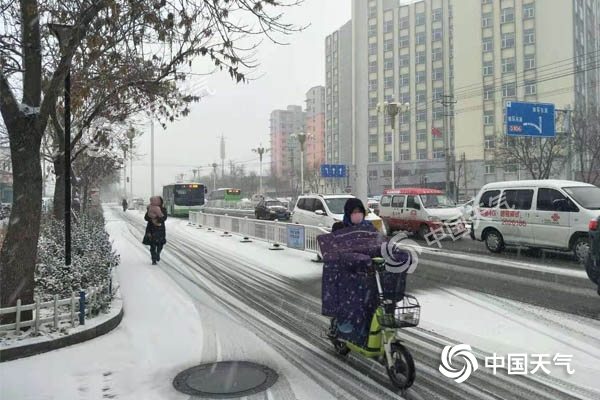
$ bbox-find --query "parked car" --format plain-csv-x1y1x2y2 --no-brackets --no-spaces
585,216,600,295
291,194,386,234
255,199,290,220
379,188,466,239
472,180,600,262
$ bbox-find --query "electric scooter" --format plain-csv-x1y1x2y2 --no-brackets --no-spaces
327,257,420,390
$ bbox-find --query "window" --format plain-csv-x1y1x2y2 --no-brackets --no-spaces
384,39,394,52
503,82,516,97
368,135,378,146
484,111,495,125
416,90,427,103
416,51,426,64
369,152,379,162
504,164,517,173
417,130,427,141
433,150,445,159
524,54,536,70
484,86,494,100
483,61,494,76
433,68,444,81
432,47,442,61
433,28,443,41
369,170,378,179
384,58,394,70
384,20,394,33
524,29,535,45
399,16,409,29
369,42,377,55
416,110,426,121
369,97,378,108
416,12,425,26
485,138,495,149
525,82,537,95
399,133,409,142
502,57,515,74
482,13,493,28
502,32,515,49
400,94,410,105
400,150,410,160
399,35,409,48
313,199,326,212
384,151,392,161
501,7,514,23
384,132,392,144
380,195,392,207
399,112,409,124
433,87,444,101
369,24,377,37
385,76,394,89
485,165,496,175
523,3,535,19
369,79,377,91
537,188,570,211
399,54,410,67
483,37,493,52
417,150,428,160
399,74,410,86
482,0,492,4
416,71,426,83
500,189,534,210
383,169,391,177
432,8,442,22
392,195,405,208
369,115,378,128
416,32,426,45
433,108,444,120
479,190,501,208
369,61,377,73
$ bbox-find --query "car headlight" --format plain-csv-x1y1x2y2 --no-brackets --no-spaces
428,216,441,222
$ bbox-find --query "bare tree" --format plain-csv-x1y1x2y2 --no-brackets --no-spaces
496,134,568,180
571,106,600,185
0,0,303,315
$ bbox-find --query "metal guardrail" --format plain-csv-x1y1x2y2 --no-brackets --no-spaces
189,212,329,254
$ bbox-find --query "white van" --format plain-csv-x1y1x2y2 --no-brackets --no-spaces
472,180,600,261
379,188,466,239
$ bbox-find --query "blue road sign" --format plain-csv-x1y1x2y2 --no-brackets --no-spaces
321,164,347,178
506,101,555,138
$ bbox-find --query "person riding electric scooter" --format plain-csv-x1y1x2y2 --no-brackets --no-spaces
320,198,419,391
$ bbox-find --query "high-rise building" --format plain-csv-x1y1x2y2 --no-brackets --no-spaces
347,0,600,199
269,105,306,184
325,20,353,171
453,0,600,189
305,86,326,171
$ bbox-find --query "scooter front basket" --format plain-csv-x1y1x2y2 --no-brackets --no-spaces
377,295,420,328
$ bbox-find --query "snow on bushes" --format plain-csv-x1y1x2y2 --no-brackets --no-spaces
35,212,120,312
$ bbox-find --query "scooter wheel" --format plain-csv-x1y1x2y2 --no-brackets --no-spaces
329,318,350,356
387,343,415,390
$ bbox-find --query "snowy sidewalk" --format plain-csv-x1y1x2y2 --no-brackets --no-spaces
0,212,340,400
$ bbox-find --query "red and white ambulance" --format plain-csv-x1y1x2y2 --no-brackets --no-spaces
379,188,466,239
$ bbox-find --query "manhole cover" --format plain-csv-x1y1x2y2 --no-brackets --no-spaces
173,361,278,398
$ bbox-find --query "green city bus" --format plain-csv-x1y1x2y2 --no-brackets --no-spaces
206,188,242,208
163,183,207,217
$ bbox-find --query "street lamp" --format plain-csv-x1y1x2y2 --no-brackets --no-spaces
252,144,270,194
49,23,73,267
377,101,410,190
126,127,136,200
291,133,312,195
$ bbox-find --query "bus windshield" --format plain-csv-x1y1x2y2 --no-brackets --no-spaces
174,186,205,206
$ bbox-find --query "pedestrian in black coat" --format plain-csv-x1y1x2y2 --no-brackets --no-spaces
143,196,167,265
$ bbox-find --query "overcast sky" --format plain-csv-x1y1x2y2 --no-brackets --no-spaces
129,0,351,198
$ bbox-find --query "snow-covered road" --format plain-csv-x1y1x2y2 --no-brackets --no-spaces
1,206,599,400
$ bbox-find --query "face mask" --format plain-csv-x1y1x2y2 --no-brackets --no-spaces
350,212,364,225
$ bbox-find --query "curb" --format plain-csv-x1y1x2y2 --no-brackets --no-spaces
0,302,124,363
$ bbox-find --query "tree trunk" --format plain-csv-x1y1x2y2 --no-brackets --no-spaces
0,116,43,322
52,155,66,220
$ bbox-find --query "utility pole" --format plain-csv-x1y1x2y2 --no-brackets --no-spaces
462,152,467,198
440,94,456,199
220,134,226,178
211,162,218,191
252,144,269,194
150,119,155,195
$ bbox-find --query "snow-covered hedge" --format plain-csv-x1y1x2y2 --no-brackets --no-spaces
35,212,120,312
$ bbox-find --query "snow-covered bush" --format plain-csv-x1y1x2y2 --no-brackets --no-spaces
35,212,120,313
